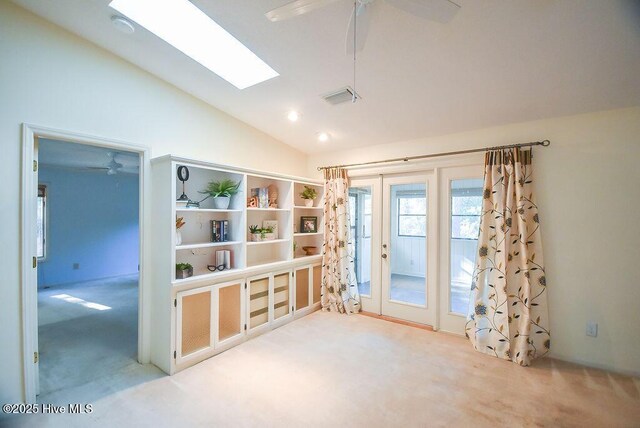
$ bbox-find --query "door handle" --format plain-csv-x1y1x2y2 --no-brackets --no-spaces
382,244,387,249
381,254,387,259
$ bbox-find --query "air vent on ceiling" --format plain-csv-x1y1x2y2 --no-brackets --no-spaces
321,86,360,105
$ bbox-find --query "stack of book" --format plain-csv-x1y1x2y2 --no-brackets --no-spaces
216,250,231,270
210,220,229,242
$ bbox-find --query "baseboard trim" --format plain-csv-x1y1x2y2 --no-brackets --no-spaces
39,272,139,289
359,311,434,331
548,354,640,378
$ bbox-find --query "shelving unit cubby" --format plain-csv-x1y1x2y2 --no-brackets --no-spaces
150,155,326,375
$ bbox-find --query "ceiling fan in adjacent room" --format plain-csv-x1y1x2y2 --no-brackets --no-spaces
86,152,124,175
265,0,461,54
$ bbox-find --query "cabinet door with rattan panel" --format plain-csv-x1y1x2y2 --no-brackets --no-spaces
178,287,213,360
295,266,310,311
217,281,243,343
312,264,322,304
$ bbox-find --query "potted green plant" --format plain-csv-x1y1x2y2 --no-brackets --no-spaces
175,262,193,279
249,225,275,242
200,178,241,209
300,185,318,207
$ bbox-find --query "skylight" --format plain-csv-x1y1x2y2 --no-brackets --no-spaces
109,0,279,89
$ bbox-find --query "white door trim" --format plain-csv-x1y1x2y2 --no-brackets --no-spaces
20,123,151,403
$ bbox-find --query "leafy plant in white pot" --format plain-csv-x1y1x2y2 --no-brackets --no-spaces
300,185,318,208
249,225,276,242
200,179,241,209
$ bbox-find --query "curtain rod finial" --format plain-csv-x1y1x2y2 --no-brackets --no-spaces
541,140,550,147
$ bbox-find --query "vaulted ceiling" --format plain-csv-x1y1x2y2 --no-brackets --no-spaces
12,0,640,154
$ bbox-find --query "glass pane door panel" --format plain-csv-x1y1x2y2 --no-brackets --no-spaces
273,272,290,320
348,186,372,297
389,183,426,306
181,290,211,355
450,179,483,314
249,277,269,329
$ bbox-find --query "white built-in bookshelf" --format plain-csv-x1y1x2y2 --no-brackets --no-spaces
150,155,325,375
165,161,324,283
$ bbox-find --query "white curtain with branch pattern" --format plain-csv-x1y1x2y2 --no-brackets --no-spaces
320,167,361,314
465,148,550,366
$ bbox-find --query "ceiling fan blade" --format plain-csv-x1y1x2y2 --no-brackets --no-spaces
265,0,342,22
385,0,460,23
346,2,373,55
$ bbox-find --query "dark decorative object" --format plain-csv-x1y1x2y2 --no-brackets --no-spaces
302,246,317,256
300,216,318,233
176,166,191,204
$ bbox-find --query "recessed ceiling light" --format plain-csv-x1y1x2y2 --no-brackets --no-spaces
318,132,330,142
109,0,279,89
111,16,135,34
287,111,300,122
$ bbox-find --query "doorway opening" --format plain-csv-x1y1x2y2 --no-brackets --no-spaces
21,125,158,404
35,138,148,402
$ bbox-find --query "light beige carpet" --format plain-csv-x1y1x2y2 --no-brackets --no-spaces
6,311,640,427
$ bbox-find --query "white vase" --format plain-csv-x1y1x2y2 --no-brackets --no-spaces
213,196,231,210
176,230,182,246
304,199,314,208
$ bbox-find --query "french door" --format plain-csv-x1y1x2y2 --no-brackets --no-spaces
350,166,483,332
350,173,436,326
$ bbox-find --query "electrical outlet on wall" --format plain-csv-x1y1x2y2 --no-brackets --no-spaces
586,321,598,337
73,263,80,270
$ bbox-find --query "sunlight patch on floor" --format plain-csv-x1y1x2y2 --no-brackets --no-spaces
50,293,112,311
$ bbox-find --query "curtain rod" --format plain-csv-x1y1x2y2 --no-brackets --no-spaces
317,140,550,171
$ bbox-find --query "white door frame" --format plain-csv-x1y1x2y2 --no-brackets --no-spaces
20,123,151,403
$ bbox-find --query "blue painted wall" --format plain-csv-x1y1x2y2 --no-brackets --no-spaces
38,166,139,287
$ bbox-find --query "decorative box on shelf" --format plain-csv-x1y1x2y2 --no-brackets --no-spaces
250,232,276,242
175,263,193,280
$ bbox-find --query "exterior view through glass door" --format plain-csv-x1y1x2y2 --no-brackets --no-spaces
350,166,483,331
438,166,484,333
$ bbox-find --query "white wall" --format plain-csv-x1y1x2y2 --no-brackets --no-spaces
0,2,307,403
310,107,640,376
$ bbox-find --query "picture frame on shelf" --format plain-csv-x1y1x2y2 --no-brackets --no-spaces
300,216,318,233
262,220,279,239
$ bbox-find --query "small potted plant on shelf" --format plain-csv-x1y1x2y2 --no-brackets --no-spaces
300,185,318,207
175,262,193,280
200,178,241,209
249,225,276,242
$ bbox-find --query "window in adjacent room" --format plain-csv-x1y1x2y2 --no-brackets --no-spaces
37,184,47,260
397,193,426,237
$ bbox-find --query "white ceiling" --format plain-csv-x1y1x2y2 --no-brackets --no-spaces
39,138,140,175
12,0,640,154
